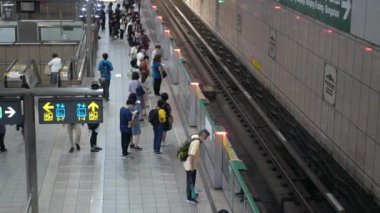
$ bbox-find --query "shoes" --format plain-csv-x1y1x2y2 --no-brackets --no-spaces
95,146,103,151
122,152,131,156
91,147,99,152
134,146,142,151
154,151,164,155
0,148,7,152
75,143,80,150
186,199,199,204
69,147,74,153
130,144,135,148
161,142,168,146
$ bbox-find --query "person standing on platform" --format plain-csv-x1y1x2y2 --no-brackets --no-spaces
100,6,106,32
128,72,145,111
0,124,7,152
66,123,82,153
184,129,210,204
98,53,114,101
160,93,172,146
153,99,166,154
119,14,127,40
127,93,143,151
152,54,164,96
48,53,61,86
120,99,136,157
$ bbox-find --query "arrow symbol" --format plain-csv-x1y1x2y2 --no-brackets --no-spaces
341,0,351,20
43,102,54,113
5,107,16,118
88,101,99,112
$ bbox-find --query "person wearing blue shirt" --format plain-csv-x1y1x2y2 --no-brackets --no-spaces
152,54,163,96
0,124,7,152
98,53,114,101
120,99,136,157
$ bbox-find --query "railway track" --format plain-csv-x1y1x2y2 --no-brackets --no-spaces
155,0,380,213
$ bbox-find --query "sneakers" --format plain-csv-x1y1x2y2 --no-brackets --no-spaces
0,148,7,152
154,151,164,155
134,146,142,151
186,199,199,204
130,144,135,149
161,142,169,146
95,146,103,151
91,147,99,152
69,147,74,153
75,143,80,151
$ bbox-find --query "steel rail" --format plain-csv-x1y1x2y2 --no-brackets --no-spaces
159,0,313,212
162,0,344,212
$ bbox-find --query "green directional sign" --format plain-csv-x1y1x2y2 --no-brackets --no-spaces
279,0,352,32
38,98,103,124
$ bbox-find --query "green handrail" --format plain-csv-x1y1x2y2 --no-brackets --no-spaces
230,160,260,213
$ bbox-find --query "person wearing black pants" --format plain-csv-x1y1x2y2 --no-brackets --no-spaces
0,124,7,152
152,54,163,96
88,123,102,152
97,53,114,101
120,99,136,157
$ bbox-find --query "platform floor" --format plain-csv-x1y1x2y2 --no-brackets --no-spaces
0,12,214,213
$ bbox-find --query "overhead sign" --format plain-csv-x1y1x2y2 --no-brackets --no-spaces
38,98,103,124
0,99,22,124
323,63,337,105
279,0,351,32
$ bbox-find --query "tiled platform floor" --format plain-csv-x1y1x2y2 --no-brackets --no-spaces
0,8,212,213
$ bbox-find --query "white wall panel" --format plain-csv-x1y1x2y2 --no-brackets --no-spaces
370,51,380,93
358,85,370,133
350,0,367,38
367,90,379,141
350,78,361,124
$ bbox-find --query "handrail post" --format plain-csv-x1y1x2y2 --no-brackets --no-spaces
24,93,39,213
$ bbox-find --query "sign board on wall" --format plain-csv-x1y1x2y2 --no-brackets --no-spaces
323,63,337,105
269,28,277,60
279,0,351,32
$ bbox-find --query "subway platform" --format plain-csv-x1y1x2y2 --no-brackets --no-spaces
0,16,217,213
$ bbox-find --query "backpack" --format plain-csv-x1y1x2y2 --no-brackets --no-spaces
88,123,99,131
148,109,159,126
177,137,198,162
136,85,145,97
101,62,110,77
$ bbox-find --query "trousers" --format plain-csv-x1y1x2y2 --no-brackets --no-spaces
67,124,81,147
103,79,111,99
186,170,197,200
153,124,164,152
153,78,162,95
90,131,98,147
121,132,132,155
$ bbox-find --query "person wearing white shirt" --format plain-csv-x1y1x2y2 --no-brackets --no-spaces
136,48,145,67
48,53,62,86
150,45,161,67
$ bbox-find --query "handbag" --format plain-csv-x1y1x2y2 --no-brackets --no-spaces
162,70,167,79
136,85,145,96
44,65,51,76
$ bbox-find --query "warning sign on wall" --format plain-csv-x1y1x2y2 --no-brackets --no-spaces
323,63,337,105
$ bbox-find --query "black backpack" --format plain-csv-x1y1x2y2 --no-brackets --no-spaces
88,123,99,131
148,109,159,126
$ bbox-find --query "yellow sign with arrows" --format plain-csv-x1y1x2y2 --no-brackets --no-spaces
88,101,99,121
38,98,103,124
43,102,54,122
